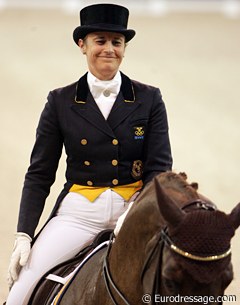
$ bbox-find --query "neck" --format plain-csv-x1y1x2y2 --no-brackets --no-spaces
108,191,162,303
89,69,118,81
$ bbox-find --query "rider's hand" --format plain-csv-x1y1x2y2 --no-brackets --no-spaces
7,232,32,288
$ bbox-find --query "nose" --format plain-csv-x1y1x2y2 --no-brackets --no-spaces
105,41,114,53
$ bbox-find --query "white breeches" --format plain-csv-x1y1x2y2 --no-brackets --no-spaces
6,189,128,305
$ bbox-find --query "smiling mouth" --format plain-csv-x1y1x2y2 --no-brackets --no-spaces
99,56,116,59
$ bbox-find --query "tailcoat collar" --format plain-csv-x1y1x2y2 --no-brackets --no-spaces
75,71,135,104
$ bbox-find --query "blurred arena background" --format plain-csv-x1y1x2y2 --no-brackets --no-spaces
0,0,240,303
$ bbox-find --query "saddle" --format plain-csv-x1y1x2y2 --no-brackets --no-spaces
27,229,113,305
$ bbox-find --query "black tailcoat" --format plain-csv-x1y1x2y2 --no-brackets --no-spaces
17,72,172,237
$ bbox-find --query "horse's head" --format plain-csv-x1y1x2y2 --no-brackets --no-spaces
153,173,240,303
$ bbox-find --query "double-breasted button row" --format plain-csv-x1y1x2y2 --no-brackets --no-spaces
80,137,119,186
86,179,118,186
83,160,117,166
112,139,118,183
82,138,118,146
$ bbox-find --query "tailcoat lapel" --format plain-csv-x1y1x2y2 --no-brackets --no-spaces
107,92,141,130
108,72,141,128
71,93,116,138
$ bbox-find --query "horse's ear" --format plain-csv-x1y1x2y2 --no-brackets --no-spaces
154,177,185,227
228,202,240,230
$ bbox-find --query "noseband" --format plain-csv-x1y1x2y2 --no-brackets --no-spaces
103,199,231,305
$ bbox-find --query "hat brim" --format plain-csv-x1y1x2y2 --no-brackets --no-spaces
73,25,136,45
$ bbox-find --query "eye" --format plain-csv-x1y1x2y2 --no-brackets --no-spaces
96,39,106,45
112,40,122,46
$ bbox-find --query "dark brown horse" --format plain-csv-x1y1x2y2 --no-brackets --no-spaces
30,172,240,305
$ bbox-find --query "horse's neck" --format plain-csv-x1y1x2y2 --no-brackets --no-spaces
109,182,164,262
108,185,161,301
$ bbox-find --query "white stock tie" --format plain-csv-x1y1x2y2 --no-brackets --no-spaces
91,80,119,99
89,75,121,119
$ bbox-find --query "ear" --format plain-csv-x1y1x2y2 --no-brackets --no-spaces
154,177,185,227
78,39,86,54
228,202,240,230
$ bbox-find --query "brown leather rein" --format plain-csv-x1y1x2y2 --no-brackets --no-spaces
103,199,231,305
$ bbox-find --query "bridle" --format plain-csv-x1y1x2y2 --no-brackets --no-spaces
103,199,231,305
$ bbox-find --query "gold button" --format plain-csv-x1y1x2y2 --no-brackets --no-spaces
87,181,93,186
84,161,91,166
112,139,118,145
81,139,88,145
112,179,119,185
112,160,118,166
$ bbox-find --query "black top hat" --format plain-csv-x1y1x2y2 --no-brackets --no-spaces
73,4,136,45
